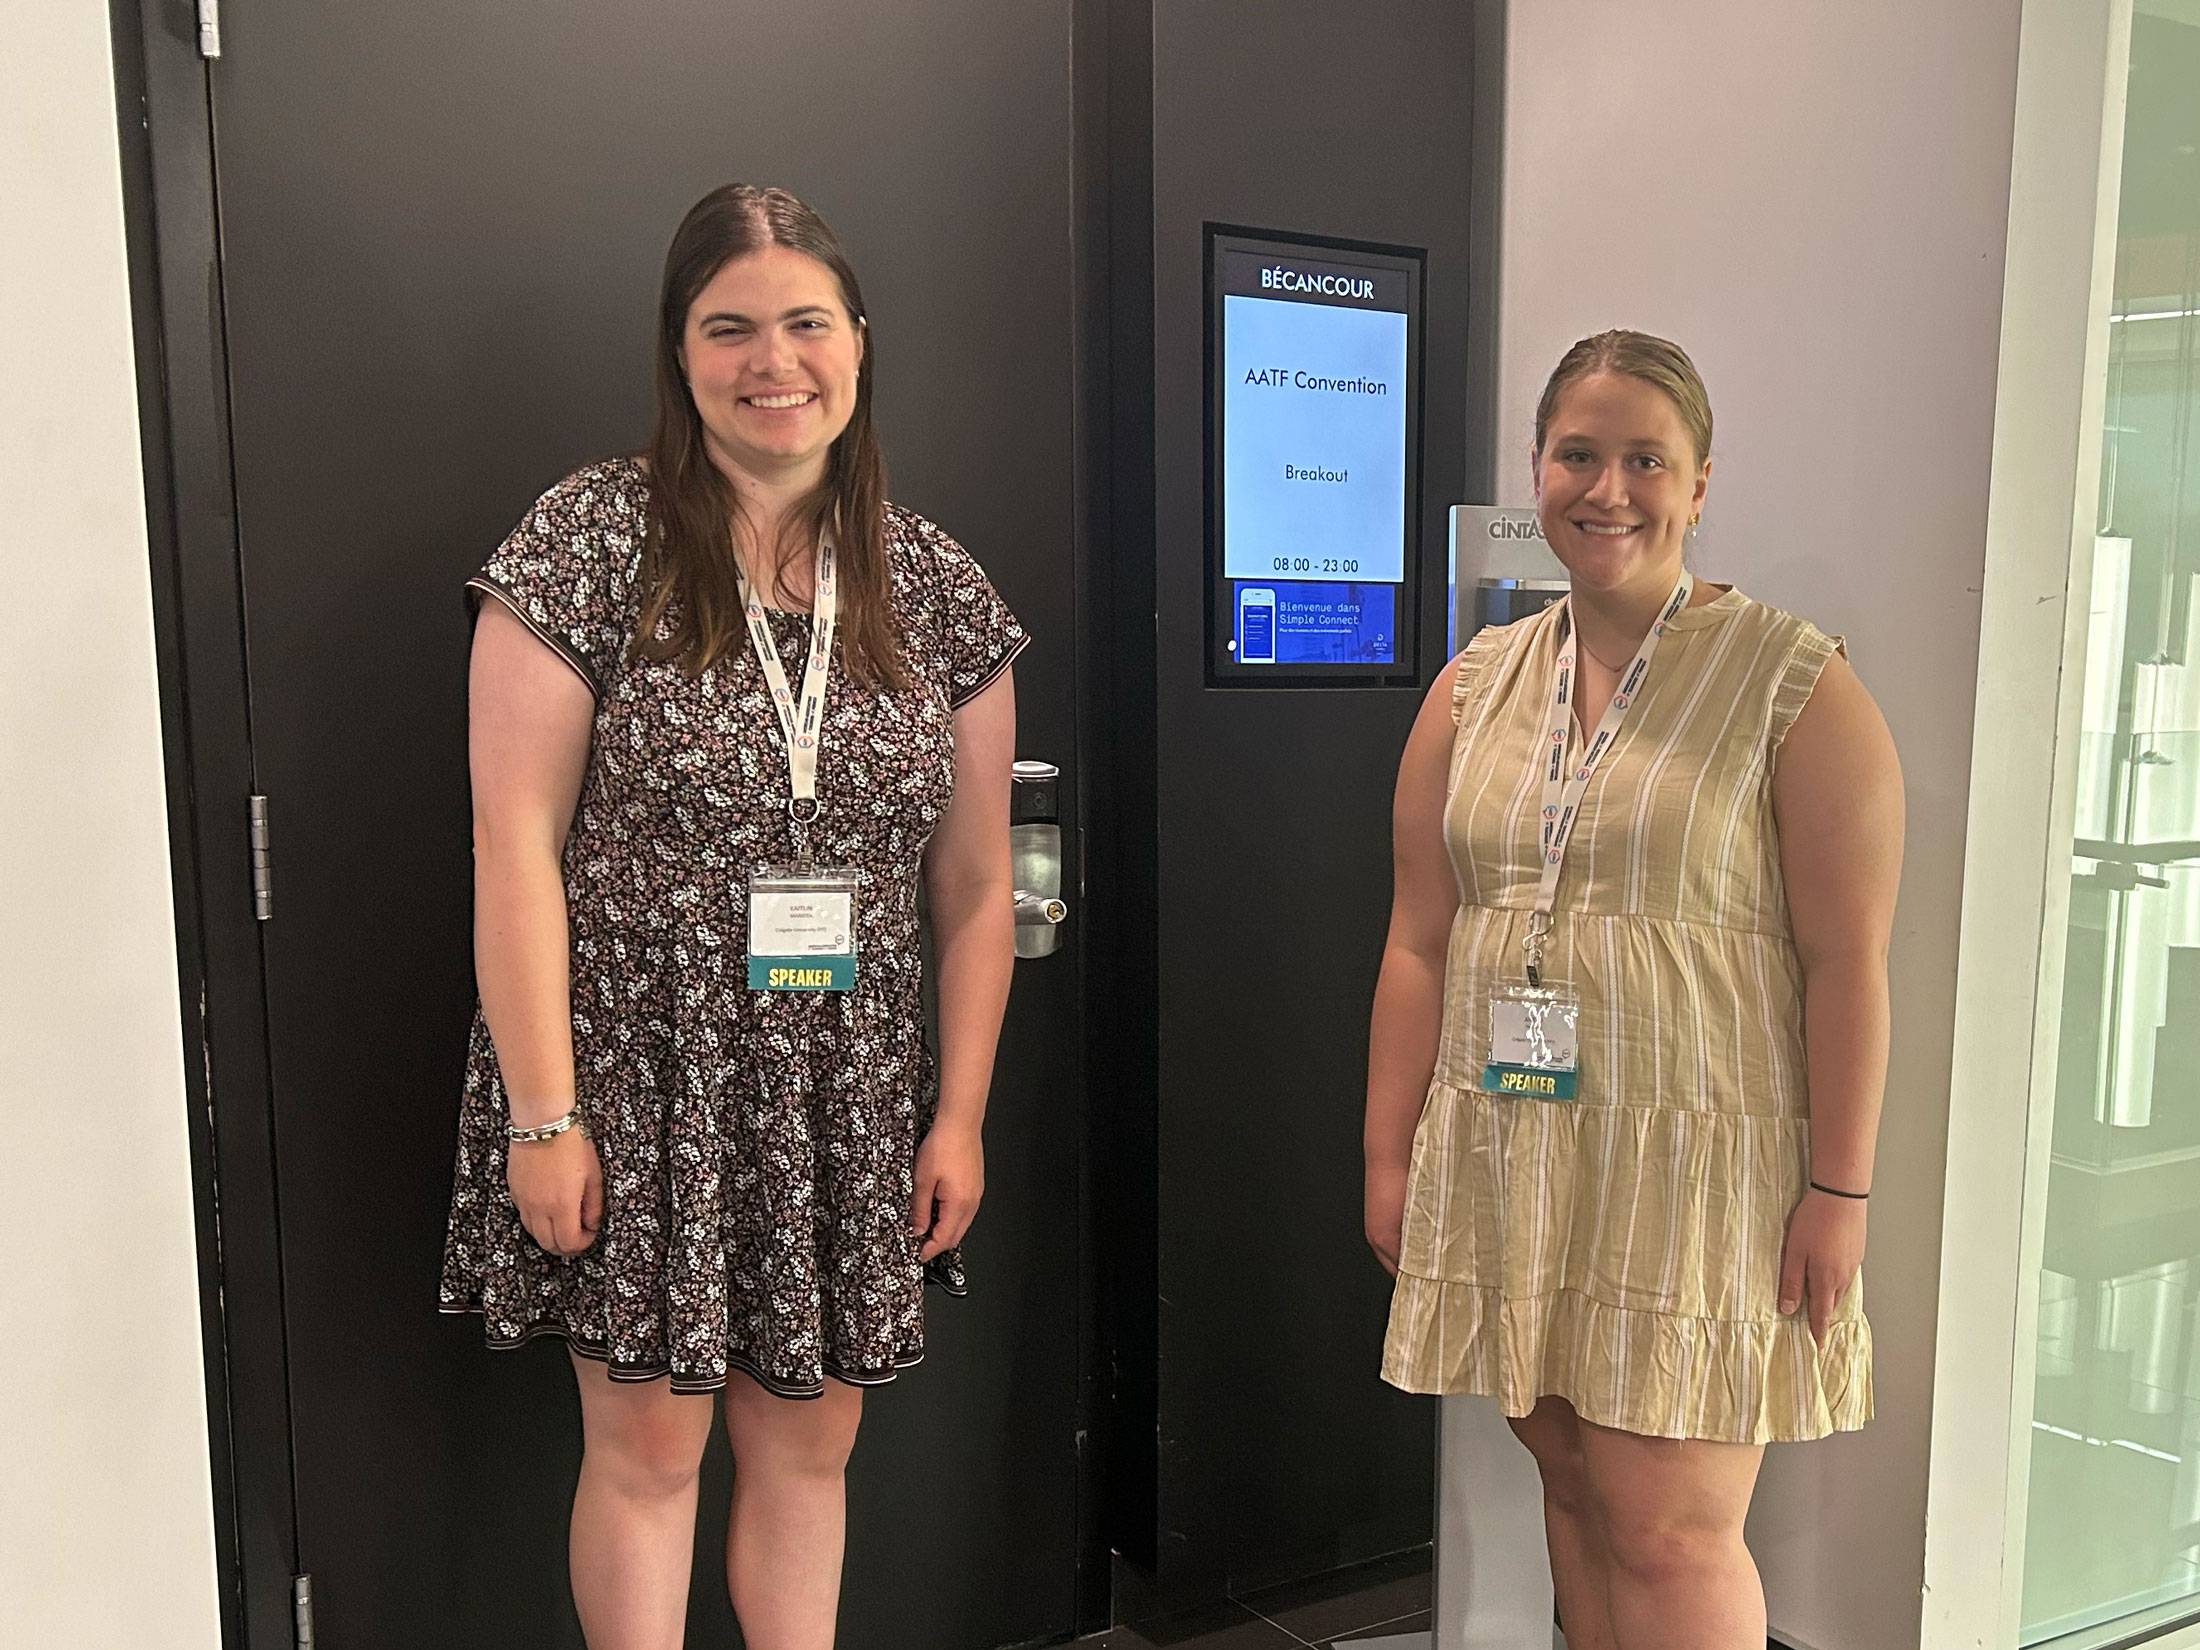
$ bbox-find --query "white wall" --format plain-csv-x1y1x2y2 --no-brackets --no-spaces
1443,4,2026,1647
0,4,223,1645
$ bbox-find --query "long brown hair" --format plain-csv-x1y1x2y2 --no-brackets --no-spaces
633,184,904,689
1534,329,1714,469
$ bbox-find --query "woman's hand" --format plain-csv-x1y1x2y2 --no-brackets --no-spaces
507,1127,604,1256
911,1119,985,1262
1777,1188,1867,1345
1365,1162,1408,1277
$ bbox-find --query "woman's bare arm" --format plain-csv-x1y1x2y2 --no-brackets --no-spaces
469,598,601,1255
913,667,1018,1258
1365,659,1466,1273
1771,650,1904,1340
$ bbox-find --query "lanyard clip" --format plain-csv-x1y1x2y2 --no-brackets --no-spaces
1523,910,1552,990
787,796,821,870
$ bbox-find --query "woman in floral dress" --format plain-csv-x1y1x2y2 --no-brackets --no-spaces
440,184,1026,1649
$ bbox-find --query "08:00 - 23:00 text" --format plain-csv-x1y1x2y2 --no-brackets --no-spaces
1272,557,1359,574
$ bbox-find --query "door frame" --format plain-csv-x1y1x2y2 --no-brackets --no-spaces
109,3,301,1647
1920,2,2137,1646
112,2,1118,1645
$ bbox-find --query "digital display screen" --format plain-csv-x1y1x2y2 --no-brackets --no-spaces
1208,230,1422,683
1232,581,1397,665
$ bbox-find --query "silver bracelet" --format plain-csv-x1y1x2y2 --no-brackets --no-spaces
507,1107,584,1144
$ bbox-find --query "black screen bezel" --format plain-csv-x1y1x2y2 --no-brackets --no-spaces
1204,226,1426,687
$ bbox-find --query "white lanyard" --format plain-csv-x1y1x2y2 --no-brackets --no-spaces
738,538,838,843
1524,572,1691,984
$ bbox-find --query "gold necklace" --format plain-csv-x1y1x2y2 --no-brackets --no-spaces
1576,633,1636,673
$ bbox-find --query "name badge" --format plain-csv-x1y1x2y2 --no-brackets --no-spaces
1481,982,1581,1101
747,866,861,991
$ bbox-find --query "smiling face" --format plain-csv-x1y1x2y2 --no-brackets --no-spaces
678,243,865,488
1531,369,1711,600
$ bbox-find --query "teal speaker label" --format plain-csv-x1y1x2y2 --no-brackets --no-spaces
749,955,856,992
1480,1061,1577,1101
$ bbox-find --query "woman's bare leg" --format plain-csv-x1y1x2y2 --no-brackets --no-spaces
568,1352,716,1650
723,1376,864,1650
1508,1397,1618,1650
1575,1418,1765,1650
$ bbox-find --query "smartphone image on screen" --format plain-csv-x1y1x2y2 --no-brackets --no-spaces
1237,585,1277,664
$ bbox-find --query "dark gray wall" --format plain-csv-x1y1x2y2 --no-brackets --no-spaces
1110,0,1480,1595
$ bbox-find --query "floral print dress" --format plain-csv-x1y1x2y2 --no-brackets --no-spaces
438,458,1027,1397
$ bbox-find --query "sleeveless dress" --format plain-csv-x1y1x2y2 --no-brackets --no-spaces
1380,586,1872,1444
437,458,1027,1397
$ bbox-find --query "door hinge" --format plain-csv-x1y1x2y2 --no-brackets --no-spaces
197,0,222,58
249,794,272,921
291,1574,315,1649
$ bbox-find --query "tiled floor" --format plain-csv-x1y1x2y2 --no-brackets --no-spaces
1079,1549,1431,1650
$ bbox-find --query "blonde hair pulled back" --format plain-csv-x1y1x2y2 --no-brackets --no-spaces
1533,329,1713,468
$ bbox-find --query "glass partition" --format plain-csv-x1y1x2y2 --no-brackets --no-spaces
2021,8,2200,1643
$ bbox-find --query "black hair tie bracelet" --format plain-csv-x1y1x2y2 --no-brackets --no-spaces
1810,1180,1870,1200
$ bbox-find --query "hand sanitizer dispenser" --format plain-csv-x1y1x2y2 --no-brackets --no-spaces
1448,505,1568,654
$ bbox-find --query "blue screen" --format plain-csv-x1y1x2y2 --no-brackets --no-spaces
1231,579,1395,666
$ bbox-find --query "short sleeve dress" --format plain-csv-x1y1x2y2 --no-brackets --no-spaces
438,458,1028,1397
1379,587,1872,1445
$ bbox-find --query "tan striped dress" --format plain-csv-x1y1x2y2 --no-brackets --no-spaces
1380,586,1873,1444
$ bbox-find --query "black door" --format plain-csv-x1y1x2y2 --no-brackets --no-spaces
195,4,1084,1645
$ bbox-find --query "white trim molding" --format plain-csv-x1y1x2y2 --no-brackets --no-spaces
1922,2,2133,1645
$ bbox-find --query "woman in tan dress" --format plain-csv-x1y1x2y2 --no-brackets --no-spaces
1365,331,1903,1649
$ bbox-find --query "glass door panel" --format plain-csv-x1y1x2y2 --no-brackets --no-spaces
2021,7,2200,1644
